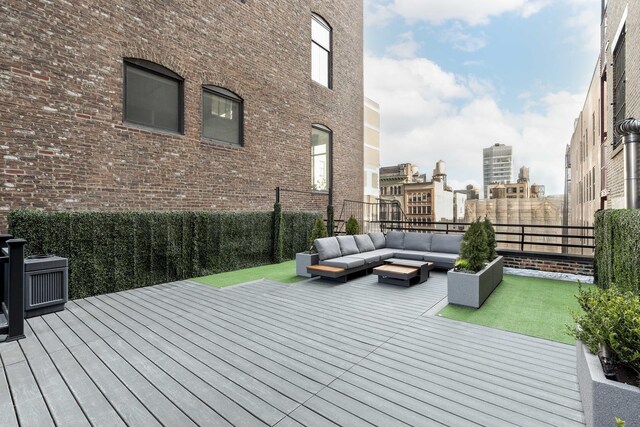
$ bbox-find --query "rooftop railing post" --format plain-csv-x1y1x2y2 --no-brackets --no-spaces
275,187,280,204
520,225,525,252
0,234,13,306
6,238,26,342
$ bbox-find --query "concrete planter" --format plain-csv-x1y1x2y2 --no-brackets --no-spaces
296,252,319,277
447,256,503,308
576,340,640,427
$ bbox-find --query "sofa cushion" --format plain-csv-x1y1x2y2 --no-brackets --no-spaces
386,230,405,249
350,252,381,264
423,252,458,268
315,237,342,261
354,234,376,252
319,256,365,269
394,250,427,261
368,232,386,249
336,235,360,256
404,232,432,252
364,248,396,260
431,234,463,254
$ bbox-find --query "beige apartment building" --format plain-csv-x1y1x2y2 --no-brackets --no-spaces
486,166,545,199
364,97,380,204
569,59,602,227
380,161,465,222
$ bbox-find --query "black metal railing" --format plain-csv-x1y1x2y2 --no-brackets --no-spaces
373,220,594,255
0,234,26,342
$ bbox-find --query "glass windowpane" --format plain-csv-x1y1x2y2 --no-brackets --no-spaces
312,18,330,50
125,65,180,132
203,90,241,145
312,127,330,191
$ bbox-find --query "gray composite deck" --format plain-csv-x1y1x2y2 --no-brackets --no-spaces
0,271,585,426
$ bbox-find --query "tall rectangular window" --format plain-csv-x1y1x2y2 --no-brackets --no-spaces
613,26,626,148
124,59,183,133
312,125,331,191
202,86,243,145
312,15,331,88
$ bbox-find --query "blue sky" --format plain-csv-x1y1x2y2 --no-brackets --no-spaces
364,0,601,194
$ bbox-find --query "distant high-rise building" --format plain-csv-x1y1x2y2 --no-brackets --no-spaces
483,143,513,198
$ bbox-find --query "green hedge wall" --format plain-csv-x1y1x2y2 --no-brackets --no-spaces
8,209,320,299
594,209,640,295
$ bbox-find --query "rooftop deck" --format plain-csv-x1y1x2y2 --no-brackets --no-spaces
0,272,585,426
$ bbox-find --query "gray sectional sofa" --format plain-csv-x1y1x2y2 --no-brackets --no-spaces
308,230,462,282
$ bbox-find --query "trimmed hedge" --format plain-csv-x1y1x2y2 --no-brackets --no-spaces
8,209,320,299
594,209,640,295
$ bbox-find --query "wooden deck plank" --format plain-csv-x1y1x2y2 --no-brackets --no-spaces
103,292,310,408
1,272,587,427
4,360,54,426
0,363,19,427
110,292,320,401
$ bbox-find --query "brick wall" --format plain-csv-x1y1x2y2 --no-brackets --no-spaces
603,1,640,208
0,0,363,229
500,250,594,276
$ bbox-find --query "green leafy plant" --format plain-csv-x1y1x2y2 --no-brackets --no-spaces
570,286,640,377
615,418,626,427
594,209,640,295
308,217,328,252
458,219,489,273
8,208,320,299
345,215,360,235
482,217,497,260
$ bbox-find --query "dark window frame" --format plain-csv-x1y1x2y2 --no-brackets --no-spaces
612,26,626,148
201,85,244,146
311,124,332,192
123,58,184,134
311,13,332,89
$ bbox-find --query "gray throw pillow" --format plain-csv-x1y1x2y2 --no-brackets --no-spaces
315,237,342,261
354,234,376,252
386,230,405,249
336,235,360,256
368,232,386,249
431,234,463,254
404,232,432,252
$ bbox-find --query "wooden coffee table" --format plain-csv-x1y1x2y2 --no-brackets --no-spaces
373,259,433,286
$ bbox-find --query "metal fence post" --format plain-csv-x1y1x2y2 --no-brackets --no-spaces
520,226,525,252
6,238,26,342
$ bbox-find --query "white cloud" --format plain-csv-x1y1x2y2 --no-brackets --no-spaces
563,5,600,54
365,54,583,195
441,29,487,52
391,0,549,26
386,32,421,59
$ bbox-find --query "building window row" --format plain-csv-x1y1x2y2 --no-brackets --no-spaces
123,59,243,145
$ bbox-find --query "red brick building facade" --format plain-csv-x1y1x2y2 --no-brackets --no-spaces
0,0,364,227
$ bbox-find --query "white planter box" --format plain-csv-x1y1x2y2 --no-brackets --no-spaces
576,340,640,427
446,256,503,308
296,252,319,277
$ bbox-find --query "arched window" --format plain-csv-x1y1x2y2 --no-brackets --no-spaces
311,14,331,88
312,124,332,191
202,85,243,145
123,58,183,133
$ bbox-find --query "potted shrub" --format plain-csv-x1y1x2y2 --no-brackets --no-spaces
570,286,640,427
296,217,327,277
345,215,360,235
447,218,503,308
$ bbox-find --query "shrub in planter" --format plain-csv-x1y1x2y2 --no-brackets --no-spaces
570,286,640,386
345,215,360,235
482,217,497,261
457,219,489,273
308,217,328,252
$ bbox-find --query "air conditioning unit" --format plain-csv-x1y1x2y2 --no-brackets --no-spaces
23,255,68,318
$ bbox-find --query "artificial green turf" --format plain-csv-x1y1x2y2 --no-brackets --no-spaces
438,274,593,345
191,260,304,288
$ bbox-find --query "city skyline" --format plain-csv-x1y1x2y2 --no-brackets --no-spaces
364,0,600,195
